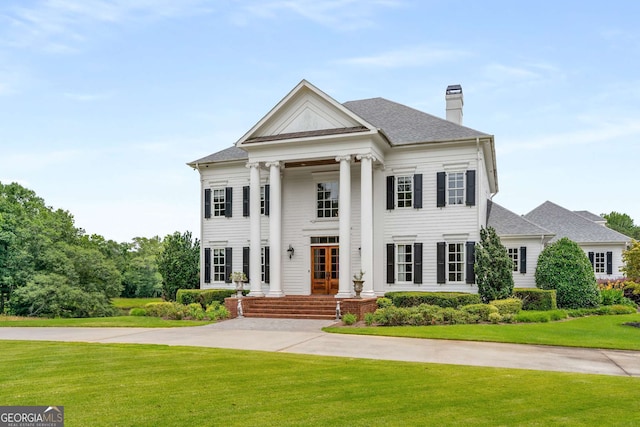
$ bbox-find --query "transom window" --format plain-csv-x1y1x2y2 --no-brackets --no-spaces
448,173,464,205
212,188,226,217
396,244,413,282
508,248,519,272
212,248,226,282
310,236,339,244
396,176,413,208
448,243,464,282
594,252,605,274
317,182,339,218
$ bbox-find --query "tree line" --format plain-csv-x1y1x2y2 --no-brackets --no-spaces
0,182,199,317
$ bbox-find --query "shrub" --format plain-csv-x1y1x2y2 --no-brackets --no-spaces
515,310,568,323
475,227,514,303
513,288,557,311
364,312,375,326
376,297,393,308
621,240,640,281
205,303,230,321
600,288,625,306
342,313,357,325
623,281,640,305
186,303,205,320
490,298,523,315
129,308,147,317
144,302,188,319
440,307,476,324
460,303,498,322
535,238,599,308
176,289,245,309
595,305,637,315
413,304,445,325
385,292,481,308
488,312,502,324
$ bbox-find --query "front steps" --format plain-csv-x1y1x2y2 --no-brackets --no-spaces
240,296,339,320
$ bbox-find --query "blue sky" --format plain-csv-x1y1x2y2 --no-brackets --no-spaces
1,0,639,242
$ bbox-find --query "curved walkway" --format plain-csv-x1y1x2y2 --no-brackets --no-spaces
0,318,638,377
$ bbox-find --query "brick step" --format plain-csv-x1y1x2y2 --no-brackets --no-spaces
243,312,337,320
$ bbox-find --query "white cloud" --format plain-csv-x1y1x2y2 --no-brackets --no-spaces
0,0,213,53
239,0,403,31
337,45,471,68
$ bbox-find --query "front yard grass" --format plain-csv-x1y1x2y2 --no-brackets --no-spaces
0,315,214,327
0,340,638,426
325,313,640,350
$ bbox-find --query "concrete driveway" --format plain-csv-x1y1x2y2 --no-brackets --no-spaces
0,317,638,377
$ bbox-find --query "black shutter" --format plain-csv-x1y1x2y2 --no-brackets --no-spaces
520,247,527,274
413,242,423,284
225,187,233,218
386,244,395,284
265,246,270,283
437,172,446,207
242,247,250,281
224,247,232,283
413,174,423,209
606,252,613,275
243,186,249,217
204,248,211,283
466,241,476,284
466,170,476,207
437,242,446,284
588,252,594,267
204,189,211,219
264,184,270,216
386,176,395,210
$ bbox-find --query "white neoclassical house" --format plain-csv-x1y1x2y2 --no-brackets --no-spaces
188,80,629,298
188,80,497,298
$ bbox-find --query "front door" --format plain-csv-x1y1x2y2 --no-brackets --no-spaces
311,246,339,294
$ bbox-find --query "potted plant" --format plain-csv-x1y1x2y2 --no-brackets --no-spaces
352,270,365,299
230,271,247,297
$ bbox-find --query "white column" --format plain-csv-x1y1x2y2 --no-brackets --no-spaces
266,161,284,297
358,154,375,297
247,162,264,297
336,155,352,298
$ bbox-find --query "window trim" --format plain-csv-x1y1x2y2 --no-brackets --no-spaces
211,247,227,283
447,172,465,206
508,248,519,272
396,243,414,283
447,242,465,283
396,175,413,209
316,181,339,219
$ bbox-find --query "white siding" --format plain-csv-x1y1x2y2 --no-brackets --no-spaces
500,237,545,289
579,244,627,281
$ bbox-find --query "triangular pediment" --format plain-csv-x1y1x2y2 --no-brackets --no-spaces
237,80,373,145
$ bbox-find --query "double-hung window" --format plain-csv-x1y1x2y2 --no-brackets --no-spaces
317,182,339,218
594,252,605,274
447,173,465,205
508,248,519,272
396,176,413,208
212,248,226,282
396,244,413,282
212,189,226,217
448,243,464,282
436,170,476,207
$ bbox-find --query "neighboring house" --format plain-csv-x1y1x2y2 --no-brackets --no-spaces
188,80,498,297
486,201,554,288
523,201,631,280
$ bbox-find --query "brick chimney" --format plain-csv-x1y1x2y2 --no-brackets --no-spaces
445,84,463,125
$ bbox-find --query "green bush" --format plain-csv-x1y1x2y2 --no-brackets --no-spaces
186,303,205,320
623,281,640,305
205,303,230,321
488,312,502,324
385,292,481,308
373,306,412,326
475,227,515,303
129,308,147,317
460,303,498,322
490,298,523,315
535,238,599,308
515,310,568,323
376,297,393,308
342,313,357,325
373,304,478,326
176,289,245,309
513,288,557,311
594,305,637,315
364,312,375,326
144,302,188,319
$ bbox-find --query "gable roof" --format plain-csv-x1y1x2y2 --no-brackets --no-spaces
486,200,553,237
188,146,247,166
524,201,630,244
573,210,606,223
343,97,490,145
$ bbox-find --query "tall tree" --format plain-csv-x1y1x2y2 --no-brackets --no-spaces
157,231,200,301
621,240,640,281
602,211,640,239
475,227,514,303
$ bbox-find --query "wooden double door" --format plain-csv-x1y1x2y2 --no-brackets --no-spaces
311,246,339,295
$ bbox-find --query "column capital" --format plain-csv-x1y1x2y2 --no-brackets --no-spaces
335,155,352,163
246,161,261,169
264,161,281,169
356,153,376,162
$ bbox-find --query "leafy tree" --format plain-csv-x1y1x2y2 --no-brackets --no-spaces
535,238,599,308
123,256,163,297
621,240,640,281
157,231,200,301
602,211,640,239
475,227,514,303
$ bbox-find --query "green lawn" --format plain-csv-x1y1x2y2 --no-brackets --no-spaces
325,313,640,350
0,340,637,426
0,315,213,327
